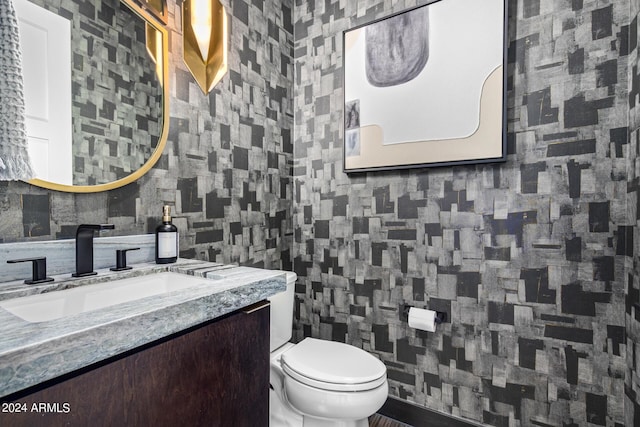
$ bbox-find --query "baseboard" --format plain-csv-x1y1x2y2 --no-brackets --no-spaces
378,397,482,427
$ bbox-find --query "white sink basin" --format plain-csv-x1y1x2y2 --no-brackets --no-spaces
0,272,209,323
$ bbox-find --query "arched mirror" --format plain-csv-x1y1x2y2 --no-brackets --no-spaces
13,0,169,193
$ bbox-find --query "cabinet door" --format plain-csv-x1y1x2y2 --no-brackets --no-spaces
0,302,270,427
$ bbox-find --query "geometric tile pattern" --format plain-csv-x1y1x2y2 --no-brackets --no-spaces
3,0,640,425
0,0,293,271
627,2,640,426
292,0,629,425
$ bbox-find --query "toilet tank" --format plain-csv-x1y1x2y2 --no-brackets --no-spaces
267,272,297,352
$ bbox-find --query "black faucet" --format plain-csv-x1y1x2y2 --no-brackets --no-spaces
72,224,115,277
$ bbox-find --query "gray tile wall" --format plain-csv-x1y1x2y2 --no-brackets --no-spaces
3,0,639,424
0,0,294,270
627,0,640,424
293,0,630,425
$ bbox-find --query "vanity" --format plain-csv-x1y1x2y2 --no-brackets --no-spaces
0,258,286,426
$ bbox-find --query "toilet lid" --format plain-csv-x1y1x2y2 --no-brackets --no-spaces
281,338,387,392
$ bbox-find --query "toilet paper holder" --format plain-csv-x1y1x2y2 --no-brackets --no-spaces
401,304,447,324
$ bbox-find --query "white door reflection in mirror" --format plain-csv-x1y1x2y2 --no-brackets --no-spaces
14,0,72,185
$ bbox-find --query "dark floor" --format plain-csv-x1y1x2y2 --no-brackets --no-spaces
369,413,411,427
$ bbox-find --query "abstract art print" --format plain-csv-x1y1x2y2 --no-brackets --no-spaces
343,0,507,172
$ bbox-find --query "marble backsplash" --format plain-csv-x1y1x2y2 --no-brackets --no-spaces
0,234,156,283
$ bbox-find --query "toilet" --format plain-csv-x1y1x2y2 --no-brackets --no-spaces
268,272,388,427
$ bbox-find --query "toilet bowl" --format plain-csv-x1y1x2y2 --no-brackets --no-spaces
268,273,388,427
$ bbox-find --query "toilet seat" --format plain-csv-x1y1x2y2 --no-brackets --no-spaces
281,338,387,392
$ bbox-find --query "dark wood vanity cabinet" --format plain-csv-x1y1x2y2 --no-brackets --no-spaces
0,302,270,427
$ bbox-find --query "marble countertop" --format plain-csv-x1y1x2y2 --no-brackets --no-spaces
0,259,287,398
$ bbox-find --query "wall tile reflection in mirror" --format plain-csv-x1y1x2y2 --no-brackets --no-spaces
14,0,164,187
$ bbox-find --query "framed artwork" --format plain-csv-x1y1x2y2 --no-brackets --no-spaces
343,0,508,173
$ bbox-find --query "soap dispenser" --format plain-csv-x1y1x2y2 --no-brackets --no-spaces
155,205,178,264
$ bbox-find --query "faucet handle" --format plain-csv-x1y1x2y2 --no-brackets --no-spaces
110,248,140,272
76,224,115,232
7,257,55,285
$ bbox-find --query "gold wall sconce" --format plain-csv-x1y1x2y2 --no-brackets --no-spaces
182,0,228,93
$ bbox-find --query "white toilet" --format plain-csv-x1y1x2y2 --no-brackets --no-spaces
268,272,388,427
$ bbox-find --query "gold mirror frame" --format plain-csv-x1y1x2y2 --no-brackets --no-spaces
27,0,169,193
